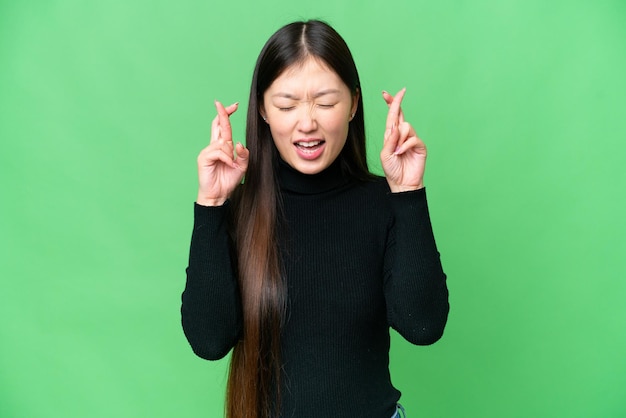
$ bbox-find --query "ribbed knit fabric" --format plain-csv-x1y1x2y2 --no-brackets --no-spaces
182,159,449,418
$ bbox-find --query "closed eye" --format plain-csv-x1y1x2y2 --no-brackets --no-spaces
278,106,295,111
318,104,335,109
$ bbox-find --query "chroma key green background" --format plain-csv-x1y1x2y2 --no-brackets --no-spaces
1,1,625,417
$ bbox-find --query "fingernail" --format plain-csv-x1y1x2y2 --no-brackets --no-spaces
382,90,388,95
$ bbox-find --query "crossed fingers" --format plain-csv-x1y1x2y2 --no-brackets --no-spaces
383,88,418,155
383,88,406,130
210,100,238,144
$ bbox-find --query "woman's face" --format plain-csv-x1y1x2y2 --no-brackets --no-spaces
262,58,358,175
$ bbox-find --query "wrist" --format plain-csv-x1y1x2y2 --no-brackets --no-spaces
196,196,228,207
388,183,424,193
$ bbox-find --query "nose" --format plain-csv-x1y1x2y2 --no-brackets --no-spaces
297,106,317,133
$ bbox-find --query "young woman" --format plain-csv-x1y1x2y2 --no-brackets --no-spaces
182,20,449,418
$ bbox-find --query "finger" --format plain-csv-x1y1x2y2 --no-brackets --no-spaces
234,142,250,169
210,114,220,143
219,138,235,156
199,141,231,162
224,102,239,116
382,90,394,106
394,121,411,152
215,100,234,143
203,136,236,157
210,102,238,143
382,121,400,157
202,147,238,168
384,88,406,131
383,91,407,125
394,135,425,156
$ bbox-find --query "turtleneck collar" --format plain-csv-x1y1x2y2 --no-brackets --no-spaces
277,157,352,195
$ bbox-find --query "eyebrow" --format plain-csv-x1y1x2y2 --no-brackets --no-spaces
271,89,341,99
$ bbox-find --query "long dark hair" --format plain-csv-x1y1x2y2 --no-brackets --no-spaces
226,20,372,418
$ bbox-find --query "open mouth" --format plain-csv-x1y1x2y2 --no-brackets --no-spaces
295,140,325,154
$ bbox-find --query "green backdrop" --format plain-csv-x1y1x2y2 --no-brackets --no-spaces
1,1,625,417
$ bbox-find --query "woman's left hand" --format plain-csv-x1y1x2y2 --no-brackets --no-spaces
380,88,427,193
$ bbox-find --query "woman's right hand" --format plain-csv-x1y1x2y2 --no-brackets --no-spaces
196,100,249,206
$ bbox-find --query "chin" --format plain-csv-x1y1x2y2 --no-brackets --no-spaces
290,159,329,175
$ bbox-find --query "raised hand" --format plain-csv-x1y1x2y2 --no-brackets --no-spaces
196,100,249,206
380,88,427,193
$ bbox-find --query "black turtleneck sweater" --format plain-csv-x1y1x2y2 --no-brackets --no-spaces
182,160,449,418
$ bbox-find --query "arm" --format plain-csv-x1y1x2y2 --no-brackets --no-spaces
181,100,248,360
380,89,449,344
181,202,242,360
383,188,449,345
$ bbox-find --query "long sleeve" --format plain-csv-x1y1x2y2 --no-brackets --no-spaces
181,202,242,360
383,187,449,345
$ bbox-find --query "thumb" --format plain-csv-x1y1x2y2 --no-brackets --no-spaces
234,143,250,167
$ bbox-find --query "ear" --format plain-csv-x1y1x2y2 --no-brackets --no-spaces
259,103,267,122
350,88,360,120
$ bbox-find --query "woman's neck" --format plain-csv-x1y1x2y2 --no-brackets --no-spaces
277,157,350,195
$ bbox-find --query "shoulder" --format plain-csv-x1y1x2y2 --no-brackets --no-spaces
342,176,393,218
351,175,391,197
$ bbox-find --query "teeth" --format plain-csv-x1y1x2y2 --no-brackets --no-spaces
297,141,322,148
